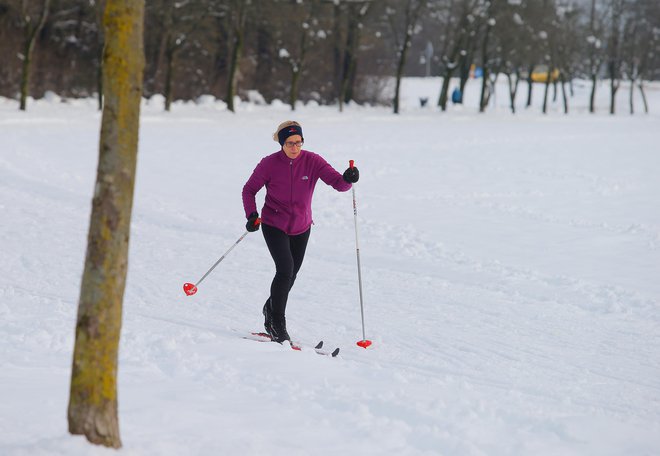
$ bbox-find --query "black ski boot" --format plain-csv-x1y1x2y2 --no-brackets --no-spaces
268,313,290,344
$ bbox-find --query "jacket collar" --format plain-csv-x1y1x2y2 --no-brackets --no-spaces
277,148,306,163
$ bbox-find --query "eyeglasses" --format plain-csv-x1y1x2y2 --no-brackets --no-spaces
284,141,304,148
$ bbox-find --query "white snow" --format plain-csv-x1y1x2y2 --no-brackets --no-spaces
1,78,660,455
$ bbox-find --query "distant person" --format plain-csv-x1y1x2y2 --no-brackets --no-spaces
452,87,463,104
242,120,359,343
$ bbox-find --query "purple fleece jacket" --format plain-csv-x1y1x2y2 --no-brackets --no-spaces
242,149,351,235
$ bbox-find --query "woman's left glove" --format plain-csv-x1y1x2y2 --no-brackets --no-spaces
343,166,359,183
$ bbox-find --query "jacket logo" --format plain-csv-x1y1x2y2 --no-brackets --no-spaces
302,175,309,180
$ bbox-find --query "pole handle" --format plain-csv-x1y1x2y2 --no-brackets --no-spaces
349,159,354,169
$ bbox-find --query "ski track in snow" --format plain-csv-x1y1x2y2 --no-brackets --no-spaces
2,80,660,455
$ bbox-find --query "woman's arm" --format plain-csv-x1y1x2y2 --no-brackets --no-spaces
317,156,352,192
242,159,269,217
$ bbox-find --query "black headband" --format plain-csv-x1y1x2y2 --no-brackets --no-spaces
277,125,303,145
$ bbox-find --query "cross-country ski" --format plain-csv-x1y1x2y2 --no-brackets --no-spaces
244,332,340,357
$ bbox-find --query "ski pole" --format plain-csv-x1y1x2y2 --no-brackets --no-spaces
349,160,372,349
183,218,260,296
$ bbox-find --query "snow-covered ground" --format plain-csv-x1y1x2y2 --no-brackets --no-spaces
1,78,660,455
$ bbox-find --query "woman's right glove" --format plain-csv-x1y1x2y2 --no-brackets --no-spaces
343,166,359,183
246,211,260,232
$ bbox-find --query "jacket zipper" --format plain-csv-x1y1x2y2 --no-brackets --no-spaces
288,159,293,234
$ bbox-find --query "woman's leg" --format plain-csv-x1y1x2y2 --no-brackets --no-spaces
262,224,311,340
262,224,294,318
288,227,311,291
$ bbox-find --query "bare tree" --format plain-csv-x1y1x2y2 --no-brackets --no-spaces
387,0,425,114
477,0,529,114
478,10,495,113
541,37,555,114
587,0,604,113
95,0,106,110
535,0,560,115
226,0,250,112
554,0,583,114
497,2,527,113
159,0,204,111
436,0,478,111
278,0,323,110
520,0,547,109
336,0,373,111
606,0,624,114
623,0,658,114
18,0,51,110
67,0,144,448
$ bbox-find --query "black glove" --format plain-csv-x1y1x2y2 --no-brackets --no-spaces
246,211,260,232
343,166,359,183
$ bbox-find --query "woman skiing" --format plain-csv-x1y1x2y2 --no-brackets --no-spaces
242,120,359,343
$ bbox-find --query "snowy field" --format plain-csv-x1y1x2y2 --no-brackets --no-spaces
1,78,660,455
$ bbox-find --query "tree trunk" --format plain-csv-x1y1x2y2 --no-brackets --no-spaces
226,32,243,112
393,30,412,114
589,73,597,113
629,77,635,114
391,0,422,114
435,2,473,110
164,42,174,111
607,0,622,116
19,0,51,111
67,0,144,448
339,3,367,111
393,53,405,114
638,81,648,114
96,48,104,111
19,38,33,111
226,2,247,113
438,71,453,111
561,75,568,114
525,64,535,108
610,78,618,114
289,68,301,111
289,2,316,111
95,0,105,111
479,72,489,113
479,22,493,113
438,49,459,109
542,68,551,114
147,0,175,97
339,8,354,111
458,50,473,94
254,16,274,102
332,3,343,103
587,0,598,113
507,72,520,114
346,60,358,103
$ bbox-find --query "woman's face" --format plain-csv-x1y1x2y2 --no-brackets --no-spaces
282,135,303,159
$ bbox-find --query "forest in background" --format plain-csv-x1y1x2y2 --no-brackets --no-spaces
1,0,659,113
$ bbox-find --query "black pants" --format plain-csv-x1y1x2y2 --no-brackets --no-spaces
262,223,311,317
